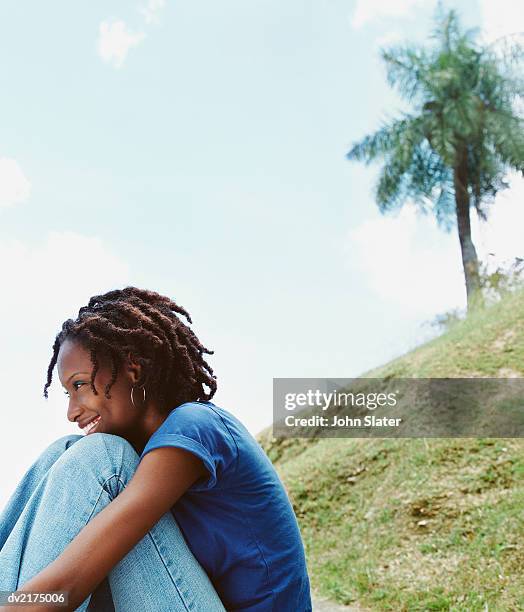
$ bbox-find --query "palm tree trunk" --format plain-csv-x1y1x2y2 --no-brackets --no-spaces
454,147,483,312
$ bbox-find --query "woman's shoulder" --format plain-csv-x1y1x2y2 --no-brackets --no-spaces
142,401,241,486
162,401,267,465
159,401,258,456
169,401,246,434
167,400,234,430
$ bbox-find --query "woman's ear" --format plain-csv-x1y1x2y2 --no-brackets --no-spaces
126,352,142,385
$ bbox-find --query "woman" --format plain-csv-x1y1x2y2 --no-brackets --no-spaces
0,287,312,611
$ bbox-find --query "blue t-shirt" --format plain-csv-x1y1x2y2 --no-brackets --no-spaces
140,401,312,612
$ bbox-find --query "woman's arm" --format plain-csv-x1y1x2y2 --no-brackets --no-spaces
0,446,207,612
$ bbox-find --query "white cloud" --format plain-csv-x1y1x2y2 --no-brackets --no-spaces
345,173,524,321
139,0,166,25
351,0,429,29
472,174,524,269
345,203,466,317
479,0,524,43
0,157,31,209
374,30,404,50
0,230,130,328
97,20,145,69
0,231,131,510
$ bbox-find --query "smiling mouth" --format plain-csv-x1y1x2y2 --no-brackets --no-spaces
83,416,102,435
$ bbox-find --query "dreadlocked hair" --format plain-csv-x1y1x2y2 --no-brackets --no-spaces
43,287,217,412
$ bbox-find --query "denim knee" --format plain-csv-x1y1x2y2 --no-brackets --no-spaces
40,434,84,462
51,433,140,477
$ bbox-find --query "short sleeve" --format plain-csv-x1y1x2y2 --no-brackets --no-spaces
139,402,239,491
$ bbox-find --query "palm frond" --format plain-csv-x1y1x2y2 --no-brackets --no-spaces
380,46,431,103
375,160,409,212
346,114,426,164
485,107,524,171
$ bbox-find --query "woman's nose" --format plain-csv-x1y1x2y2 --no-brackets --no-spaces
67,399,81,423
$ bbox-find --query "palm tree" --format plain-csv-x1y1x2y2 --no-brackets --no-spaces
346,8,524,312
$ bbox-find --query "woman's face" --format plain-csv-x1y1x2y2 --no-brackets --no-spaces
57,338,142,438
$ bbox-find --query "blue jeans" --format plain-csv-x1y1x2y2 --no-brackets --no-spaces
0,433,226,612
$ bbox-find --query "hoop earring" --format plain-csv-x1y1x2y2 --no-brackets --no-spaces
130,385,146,409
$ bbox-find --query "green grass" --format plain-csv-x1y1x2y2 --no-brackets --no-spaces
258,289,524,611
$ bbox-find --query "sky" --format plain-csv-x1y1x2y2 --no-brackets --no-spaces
1,0,523,509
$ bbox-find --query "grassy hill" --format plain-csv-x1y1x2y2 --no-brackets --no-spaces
258,289,524,611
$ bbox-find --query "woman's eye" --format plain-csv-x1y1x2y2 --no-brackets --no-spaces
63,382,85,397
